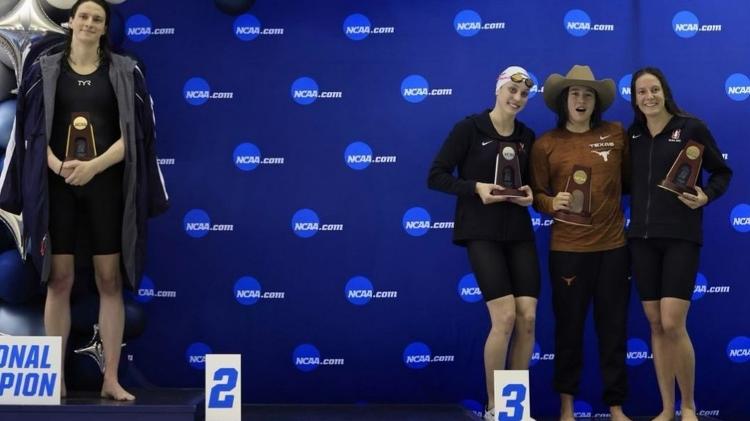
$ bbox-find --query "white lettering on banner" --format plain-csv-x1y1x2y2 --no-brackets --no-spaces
675,23,698,31
294,90,318,98
236,290,285,299
405,354,454,363
347,155,371,163
405,221,429,229
456,22,481,31
186,223,209,231
185,91,209,99
461,287,481,295
295,222,318,230
403,88,428,96
236,27,260,35
127,27,175,36
127,27,150,35
346,26,369,34
729,349,750,357
567,22,589,30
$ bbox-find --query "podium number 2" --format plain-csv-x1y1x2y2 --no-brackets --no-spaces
499,383,527,421
208,367,238,408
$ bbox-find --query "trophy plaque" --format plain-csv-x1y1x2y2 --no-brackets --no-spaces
64,112,97,161
490,142,524,197
658,140,704,196
554,165,593,226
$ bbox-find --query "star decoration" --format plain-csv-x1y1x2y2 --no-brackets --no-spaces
0,0,64,33
74,324,127,374
0,0,64,84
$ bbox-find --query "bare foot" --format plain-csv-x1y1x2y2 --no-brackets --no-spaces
651,410,675,421
679,407,699,421
101,379,135,401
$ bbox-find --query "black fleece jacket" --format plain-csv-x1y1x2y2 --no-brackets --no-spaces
627,115,732,245
428,110,535,245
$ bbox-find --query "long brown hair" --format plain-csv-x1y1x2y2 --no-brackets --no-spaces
63,0,112,64
630,67,690,126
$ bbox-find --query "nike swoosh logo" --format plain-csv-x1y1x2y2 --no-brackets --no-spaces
599,134,611,140
482,140,494,146
632,134,642,139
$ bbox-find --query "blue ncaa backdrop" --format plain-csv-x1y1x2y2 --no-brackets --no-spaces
1,0,748,419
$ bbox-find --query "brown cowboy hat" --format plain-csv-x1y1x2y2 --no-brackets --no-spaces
542,64,616,111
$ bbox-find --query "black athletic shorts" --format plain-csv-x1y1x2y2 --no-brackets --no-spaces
629,238,700,301
48,163,124,255
466,240,540,301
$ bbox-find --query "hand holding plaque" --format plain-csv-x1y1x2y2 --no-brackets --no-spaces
490,142,525,197
554,165,593,226
658,140,703,196
64,112,97,161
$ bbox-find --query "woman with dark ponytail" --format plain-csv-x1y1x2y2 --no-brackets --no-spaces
0,0,169,400
628,67,731,421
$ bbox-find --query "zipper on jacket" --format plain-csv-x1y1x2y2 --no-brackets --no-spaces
644,135,655,239
26,79,42,97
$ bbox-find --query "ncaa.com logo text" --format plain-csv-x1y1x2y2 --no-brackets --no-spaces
563,9,614,37
183,209,234,239
675,406,721,418
234,276,285,306
691,273,730,301
233,142,285,171
343,13,395,41
730,204,750,232
125,14,175,42
402,207,453,237
403,342,455,369
233,14,284,41
727,336,750,363
134,275,177,303
185,342,212,370
530,342,554,367
572,401,608,418
529,208,553,231
291,209,344,238
291,77,342,105
672,11,721,38
457,273,482,303
626,338,653,366
401,75,452,103
345,276,398,306
183,77,233,106
293,344,345,372
453,10,505,37
725,74,750,102
525,72,543,99
344,141,396,170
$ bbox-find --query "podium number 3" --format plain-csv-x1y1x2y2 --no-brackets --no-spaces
499,383,527,421
208,368,238,408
